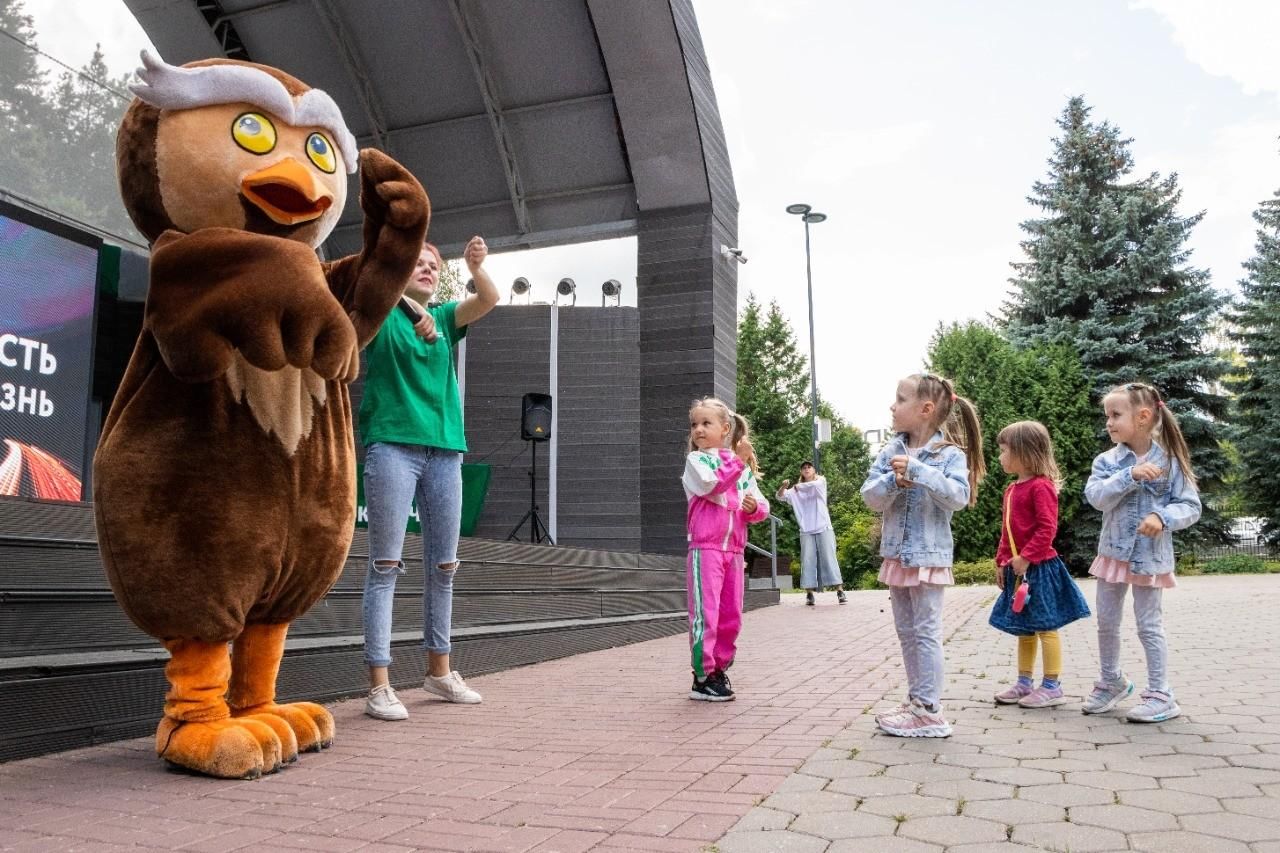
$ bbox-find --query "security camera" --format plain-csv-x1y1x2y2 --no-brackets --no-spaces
720,244,747,264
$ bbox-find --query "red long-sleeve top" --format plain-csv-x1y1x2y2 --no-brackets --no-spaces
996,476,1060,566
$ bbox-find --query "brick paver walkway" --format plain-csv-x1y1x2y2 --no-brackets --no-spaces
0,587,989,852
720,574,1280,853
5,576,1277,852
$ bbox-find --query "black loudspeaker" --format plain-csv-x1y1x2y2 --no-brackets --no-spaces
521,393,552,441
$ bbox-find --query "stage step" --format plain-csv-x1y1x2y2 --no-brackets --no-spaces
0,497,779,761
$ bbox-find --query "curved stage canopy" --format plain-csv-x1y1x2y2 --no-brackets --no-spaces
124,0,739,554
125,0,730,257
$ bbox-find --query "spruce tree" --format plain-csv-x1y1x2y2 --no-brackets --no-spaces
1005,97,1230,545
0,0,52,202
1229,184,1280,542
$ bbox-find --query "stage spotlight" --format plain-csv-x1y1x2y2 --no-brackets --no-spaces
510,276,531,305
466,278,477,294
602,279,622,306
555,277,576,306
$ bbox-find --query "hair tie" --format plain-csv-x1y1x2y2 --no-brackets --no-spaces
1157,400,1164,408
951,393,958,402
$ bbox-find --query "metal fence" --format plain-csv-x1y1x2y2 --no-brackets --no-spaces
1193,542,1279,560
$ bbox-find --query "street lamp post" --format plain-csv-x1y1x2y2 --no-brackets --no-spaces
786,203,827,472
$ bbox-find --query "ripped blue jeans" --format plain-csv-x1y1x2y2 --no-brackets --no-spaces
362,442,462,666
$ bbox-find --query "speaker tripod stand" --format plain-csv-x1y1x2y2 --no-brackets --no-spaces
506,439,554,545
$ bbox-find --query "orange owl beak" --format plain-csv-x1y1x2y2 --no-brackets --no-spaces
240,158,334,225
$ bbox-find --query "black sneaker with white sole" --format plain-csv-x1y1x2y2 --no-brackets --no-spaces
837,589,848,604
806,590,815,606
690,672,734,701
711,669,734,698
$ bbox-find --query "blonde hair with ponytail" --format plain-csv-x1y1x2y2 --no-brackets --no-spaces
731,412,760,476
909,373,986,507
1106,383,1199,490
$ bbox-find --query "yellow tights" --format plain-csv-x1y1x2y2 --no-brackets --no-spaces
1017,631,1061,680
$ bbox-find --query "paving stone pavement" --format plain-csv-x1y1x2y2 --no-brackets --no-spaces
720,574,1280,853
0,585,990,852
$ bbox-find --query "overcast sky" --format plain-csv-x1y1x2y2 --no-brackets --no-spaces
20,0,1280,434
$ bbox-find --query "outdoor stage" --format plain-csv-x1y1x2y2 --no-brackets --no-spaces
0,497,778,762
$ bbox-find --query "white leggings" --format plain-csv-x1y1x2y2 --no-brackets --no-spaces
890,584,946,710
1095,580,1169,694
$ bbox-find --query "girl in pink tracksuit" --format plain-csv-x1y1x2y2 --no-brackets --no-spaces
683,398,769,701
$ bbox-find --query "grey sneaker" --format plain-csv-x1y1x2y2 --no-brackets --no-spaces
365,684,408,721
1081,676,1135,715
424,670,482,704
1126,690,1181,723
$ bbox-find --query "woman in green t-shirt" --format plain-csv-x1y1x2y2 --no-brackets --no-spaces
360,237,499,721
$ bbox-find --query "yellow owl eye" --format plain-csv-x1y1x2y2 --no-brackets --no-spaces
231,112,277,154
305,132,337,173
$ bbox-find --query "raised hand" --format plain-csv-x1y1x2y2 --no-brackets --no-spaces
464,235,488,274
359,149,429,233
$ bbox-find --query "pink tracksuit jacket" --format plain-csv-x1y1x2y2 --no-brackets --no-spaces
682,448,769,681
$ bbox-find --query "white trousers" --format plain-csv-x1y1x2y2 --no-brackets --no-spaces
890,583,946,709
1095,580,1169,694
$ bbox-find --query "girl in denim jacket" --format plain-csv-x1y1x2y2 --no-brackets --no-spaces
683,398,770,701
1083,383,1201,723
861,373,985,738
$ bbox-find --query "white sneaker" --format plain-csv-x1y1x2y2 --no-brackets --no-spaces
365,684,408,721
424,670,482,704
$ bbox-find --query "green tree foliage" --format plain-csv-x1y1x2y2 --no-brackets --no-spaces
929,321,1095,567
1004,96,1230,545
1229,182,1280,542
736,295,876,584
0,1,140,241
434,257,464,304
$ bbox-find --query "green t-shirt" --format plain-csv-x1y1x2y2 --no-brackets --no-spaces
358,301,468,452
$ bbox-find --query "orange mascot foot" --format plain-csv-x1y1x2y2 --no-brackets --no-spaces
228,623,336,756
158,637,285,778
236,711,299,764
155,717,281,779
234,701,332,752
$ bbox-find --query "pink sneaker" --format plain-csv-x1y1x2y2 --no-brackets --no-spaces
994,682,1033,705
878,702,952,738
874,700,912,724
1018,685,1067,709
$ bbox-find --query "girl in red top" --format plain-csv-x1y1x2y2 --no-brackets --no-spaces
988,421,1091,709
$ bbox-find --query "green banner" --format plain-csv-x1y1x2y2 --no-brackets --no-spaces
356,462,491,537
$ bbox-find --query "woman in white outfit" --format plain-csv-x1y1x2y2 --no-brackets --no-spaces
777,462,847,606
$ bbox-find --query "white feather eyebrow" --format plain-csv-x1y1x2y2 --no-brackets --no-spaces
129,49,358,174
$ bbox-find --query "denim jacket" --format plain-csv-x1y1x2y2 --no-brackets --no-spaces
1084,442,1201,575
860,431,970,568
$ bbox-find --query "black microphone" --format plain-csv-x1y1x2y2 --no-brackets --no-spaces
397,295,437,343
397,294,424,323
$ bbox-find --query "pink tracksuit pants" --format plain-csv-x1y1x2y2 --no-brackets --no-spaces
687,548,744,681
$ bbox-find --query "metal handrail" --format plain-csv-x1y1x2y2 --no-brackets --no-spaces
744,514,783,589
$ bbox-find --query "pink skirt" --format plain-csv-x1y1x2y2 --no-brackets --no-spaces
878,557,954,587
1088,555,1176,589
